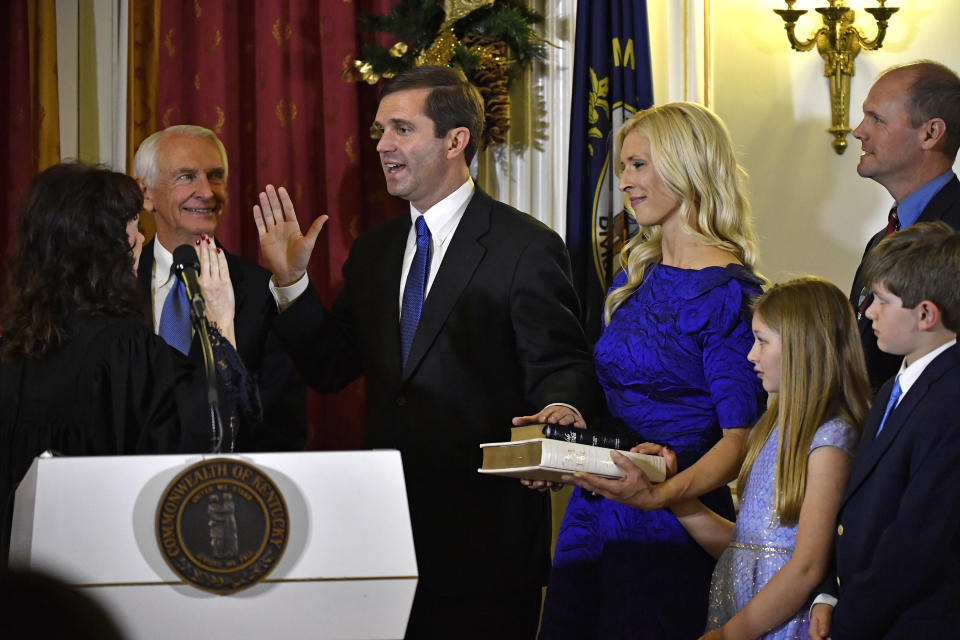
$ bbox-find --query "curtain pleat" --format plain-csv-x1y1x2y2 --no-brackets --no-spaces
126,0,405,450
1,0,60,308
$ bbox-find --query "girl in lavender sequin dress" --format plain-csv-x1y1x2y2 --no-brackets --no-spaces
671,278,872,640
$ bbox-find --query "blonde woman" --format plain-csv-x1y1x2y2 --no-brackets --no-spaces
541,103,767,639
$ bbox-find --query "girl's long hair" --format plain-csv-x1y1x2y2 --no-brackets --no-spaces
604,102,760,324
737,277,871,524
1,162,147,359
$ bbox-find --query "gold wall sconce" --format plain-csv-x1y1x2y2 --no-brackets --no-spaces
774,1,899,154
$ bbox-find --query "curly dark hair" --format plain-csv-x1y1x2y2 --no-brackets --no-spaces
1,162,148,359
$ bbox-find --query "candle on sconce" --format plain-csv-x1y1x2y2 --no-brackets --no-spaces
773,0,900,153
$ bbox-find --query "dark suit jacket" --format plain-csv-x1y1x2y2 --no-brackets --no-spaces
825,344,960,639
850,176,960,391
272,189,599,595
138,239,306,452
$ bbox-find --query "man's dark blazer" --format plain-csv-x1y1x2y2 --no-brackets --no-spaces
138,239,306,452
271,188,599,598
825,344,960,639
849,176,960,391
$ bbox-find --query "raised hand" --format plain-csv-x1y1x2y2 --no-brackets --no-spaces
197,234,237,348
252,184,328,286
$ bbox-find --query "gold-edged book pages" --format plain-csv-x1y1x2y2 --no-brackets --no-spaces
478,438,666,483
510,424,551,441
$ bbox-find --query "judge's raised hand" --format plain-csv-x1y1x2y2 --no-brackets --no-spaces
252,184,328,286
196,234,236,348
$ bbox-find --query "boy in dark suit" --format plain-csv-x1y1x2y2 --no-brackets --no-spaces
811,221,960,639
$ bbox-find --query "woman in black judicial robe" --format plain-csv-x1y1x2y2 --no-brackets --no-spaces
0,163,255,563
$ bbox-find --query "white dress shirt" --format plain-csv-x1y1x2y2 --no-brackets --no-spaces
270,178,474,311
891,338,957,408
151,239,179,332
396,177,473,312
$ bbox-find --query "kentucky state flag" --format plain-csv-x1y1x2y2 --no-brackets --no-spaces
566,1,653,344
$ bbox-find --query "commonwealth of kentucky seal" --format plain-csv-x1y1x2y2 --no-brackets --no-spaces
155,458,289,594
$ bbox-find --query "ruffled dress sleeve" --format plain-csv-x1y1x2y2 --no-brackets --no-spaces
677,266,767,430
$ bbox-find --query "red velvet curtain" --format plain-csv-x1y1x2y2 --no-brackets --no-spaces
133,1,405,450
1,0,60,307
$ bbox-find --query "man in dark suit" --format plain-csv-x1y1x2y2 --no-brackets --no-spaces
848,61,960,391
252,66,598,638
133,125,305,452
811,223,960,639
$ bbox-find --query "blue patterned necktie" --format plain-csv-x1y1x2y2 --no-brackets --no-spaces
158,275,192,355
400,216,431,367
875,376,903,438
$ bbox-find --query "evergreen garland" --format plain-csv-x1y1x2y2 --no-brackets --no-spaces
346,0,548,148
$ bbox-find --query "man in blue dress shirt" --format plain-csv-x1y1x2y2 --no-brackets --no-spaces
847,60,960,391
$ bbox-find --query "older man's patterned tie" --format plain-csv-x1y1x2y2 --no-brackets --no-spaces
159,275,191,355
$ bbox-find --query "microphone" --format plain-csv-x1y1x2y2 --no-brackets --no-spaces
172,244,205,320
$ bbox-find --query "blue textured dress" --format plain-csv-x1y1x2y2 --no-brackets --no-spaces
539,264,767,640
705,418,857,638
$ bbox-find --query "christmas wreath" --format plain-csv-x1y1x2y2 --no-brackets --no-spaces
346,0,548,148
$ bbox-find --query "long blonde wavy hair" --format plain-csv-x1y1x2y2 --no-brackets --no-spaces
737,277,870,525
604,102,760,325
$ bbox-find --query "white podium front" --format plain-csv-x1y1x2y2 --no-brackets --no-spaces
9,451,418,640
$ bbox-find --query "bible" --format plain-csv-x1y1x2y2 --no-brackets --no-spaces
478,438,666,483
510,424,640,450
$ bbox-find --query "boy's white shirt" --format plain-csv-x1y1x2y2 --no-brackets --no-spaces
894,338,957,407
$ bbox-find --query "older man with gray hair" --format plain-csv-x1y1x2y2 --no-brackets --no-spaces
133,125,305,452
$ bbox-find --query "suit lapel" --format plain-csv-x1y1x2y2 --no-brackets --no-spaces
843,346,958,504
400,190,491,381
377,217,409,379
137,238,157,310
853,229,885,332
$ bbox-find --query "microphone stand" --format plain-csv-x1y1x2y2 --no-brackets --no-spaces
186,290,229,453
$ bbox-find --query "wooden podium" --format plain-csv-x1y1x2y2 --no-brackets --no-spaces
8,451,418,639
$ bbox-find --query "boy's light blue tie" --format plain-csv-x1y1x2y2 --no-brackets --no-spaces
400,216,431,367
158,276,192,355
875,376,903,438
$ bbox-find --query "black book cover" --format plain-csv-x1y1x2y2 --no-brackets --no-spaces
540,424,639,451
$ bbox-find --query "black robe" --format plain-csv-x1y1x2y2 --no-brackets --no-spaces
0,313,253,563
